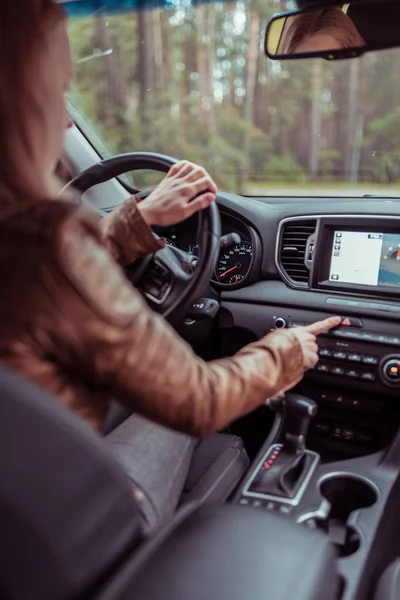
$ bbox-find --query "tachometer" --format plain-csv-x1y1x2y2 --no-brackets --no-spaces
216,242,253,284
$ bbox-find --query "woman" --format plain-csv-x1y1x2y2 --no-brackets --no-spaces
278,7,365,54
0,0,340,532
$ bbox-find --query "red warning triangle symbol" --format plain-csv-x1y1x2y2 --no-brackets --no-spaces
342,317,351,326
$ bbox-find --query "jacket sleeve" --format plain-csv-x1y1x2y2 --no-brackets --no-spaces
100,195,163,266
45,211,305,437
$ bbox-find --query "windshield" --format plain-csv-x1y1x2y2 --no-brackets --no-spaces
67,1,400,197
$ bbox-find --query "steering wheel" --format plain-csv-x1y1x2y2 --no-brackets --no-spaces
65,152,221,324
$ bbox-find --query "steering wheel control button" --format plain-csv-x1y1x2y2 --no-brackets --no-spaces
382,358,400,384
141,261,172,303
274,317,287,329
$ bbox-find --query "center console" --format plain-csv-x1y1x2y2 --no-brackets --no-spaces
234,393,400,600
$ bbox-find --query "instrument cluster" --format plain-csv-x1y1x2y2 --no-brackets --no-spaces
153,211,258,289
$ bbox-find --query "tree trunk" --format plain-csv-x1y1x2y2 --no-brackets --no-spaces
309,60,323,179
243,11,260,126
95,17,126,118
152,10,165,95
161,11,173,81
137,11,154,110
237,8,261,192
345,59,359,180
254,49,267,131
196,4,216,131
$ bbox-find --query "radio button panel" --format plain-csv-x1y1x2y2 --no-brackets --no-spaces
290,321,400,390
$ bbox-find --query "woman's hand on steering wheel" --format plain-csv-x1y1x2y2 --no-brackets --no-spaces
137,161,218,227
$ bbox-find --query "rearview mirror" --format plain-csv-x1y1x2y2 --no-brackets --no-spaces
265,0,400,61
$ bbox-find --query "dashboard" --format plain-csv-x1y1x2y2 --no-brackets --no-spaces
154,192,400,455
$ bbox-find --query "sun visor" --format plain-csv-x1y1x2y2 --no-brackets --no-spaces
63,0,224,17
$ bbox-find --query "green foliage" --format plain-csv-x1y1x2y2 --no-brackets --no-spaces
216,105,253,147
215,105,272,177
374,152,400,184
264,154,307,183
187,136,245,189
369,107,400,146
248,131,273,179
318,149,341,179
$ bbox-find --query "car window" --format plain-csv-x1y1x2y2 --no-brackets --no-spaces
68,0,400,197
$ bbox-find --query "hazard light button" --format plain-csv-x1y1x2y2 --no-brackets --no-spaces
340,316,363,328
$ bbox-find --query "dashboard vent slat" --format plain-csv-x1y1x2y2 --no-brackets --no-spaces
279,220,317,286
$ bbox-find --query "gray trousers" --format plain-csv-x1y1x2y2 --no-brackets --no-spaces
105,413,197,534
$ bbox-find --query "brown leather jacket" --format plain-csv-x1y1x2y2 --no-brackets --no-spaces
0,196,304,435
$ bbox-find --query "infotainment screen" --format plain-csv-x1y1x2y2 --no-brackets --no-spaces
329,231,400,287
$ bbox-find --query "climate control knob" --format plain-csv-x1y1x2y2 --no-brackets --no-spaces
381,357,400,385
274,317,287,329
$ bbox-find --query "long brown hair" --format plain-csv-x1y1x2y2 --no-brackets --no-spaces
278,7,365,54
0,1,65,207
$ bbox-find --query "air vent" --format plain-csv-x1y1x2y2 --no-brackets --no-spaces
279,220,317,285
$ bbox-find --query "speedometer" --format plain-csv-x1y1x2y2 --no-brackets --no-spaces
216,242,253,284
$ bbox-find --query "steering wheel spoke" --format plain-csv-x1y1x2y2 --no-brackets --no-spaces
137,249,191,310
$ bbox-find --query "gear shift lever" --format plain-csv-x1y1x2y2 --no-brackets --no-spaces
267,393,317,452
248,394,318,499
283,394,318,454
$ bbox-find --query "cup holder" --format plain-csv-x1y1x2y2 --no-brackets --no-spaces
302,474,378,558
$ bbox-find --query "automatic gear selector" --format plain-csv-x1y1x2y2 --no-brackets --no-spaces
242,394,319,504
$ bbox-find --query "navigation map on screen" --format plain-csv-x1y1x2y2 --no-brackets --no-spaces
329,231,400,287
